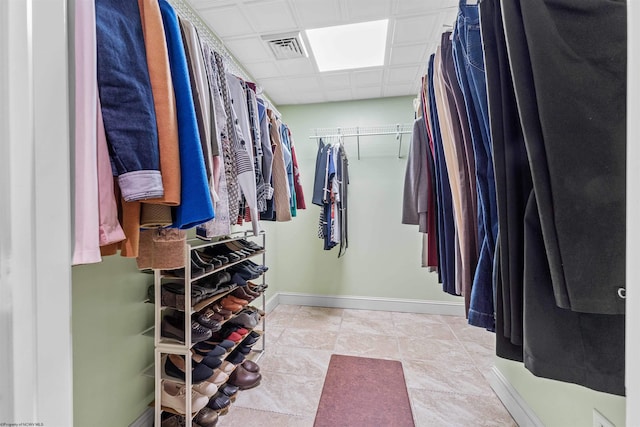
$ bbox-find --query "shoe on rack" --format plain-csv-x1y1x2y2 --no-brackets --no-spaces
192,251,214,273
241,359,260,373
207,369,230,386
191,350,223,370
164,354,214,383
227,364,261,390
206,392,231,412
194,407,219,427
194,311,222,332
192,378,218,398
193,342,228,358
161,315,212,344
225,350,245,366
232,287,256,302
225,295,249,306
230,312,259,329
235,345,252,355
200,338,235,350
220,298,243,313
161,380,208,414
238,238,264,251
161,414,199,427
218,383,239,399
219,360,237,374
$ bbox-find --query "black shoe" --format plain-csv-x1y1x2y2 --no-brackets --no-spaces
206,393,231,411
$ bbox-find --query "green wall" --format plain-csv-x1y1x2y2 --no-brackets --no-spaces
495,358,625,426
72,256,155,427
276,96,461,303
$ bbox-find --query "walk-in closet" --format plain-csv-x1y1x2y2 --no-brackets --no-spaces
1,0,639,426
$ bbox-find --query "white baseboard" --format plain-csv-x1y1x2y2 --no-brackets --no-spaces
489,366,544,427
129,407,153,427
265,292,280,314
273,292,465,316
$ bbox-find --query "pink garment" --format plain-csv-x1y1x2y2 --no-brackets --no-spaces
97,97,126,246
72,0,101,265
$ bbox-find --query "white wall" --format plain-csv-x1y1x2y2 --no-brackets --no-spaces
0,0,73,424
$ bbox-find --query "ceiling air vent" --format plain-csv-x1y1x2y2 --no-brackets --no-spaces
262,32,308,60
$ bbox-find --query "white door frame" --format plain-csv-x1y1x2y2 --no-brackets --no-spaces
0,0,73,425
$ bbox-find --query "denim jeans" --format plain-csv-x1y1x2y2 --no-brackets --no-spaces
95,0,163,202
452,0,498,330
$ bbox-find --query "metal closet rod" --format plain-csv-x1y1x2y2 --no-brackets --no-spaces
168,0,282,118
308,123,413,160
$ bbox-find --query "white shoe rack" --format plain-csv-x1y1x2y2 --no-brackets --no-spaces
145,230,267,426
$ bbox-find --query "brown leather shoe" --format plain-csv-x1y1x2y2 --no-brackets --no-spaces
220,299,242,312
194,407,219,427
226,295,249,306
227,364,261,390
241,359,260,373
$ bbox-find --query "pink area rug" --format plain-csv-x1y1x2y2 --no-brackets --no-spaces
314,354,415,427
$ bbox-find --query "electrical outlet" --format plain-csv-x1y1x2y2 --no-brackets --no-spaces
593,409,615,427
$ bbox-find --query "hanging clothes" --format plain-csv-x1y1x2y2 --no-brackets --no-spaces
312,138,349,256
158,0,213,229
95,0,163,202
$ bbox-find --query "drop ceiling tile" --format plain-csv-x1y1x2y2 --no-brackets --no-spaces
192,0,237,9
396,0,458,15
325,88,354,101
389,43,426,66
275,58,316,76
296,92,327,104
272,93,300,106
245,61,281,79
259,77,294,98
353,85,382,100
352,69,384,86
199,6,254,38
242,0,298,34
345,0,393,21
292,0,343,29
387,65,419,85
285,76,322,92
320,73,351,89
393,14,441,44
383,83,416,97
224,36,272,63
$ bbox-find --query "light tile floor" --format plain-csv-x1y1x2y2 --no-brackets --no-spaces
217,305,516,427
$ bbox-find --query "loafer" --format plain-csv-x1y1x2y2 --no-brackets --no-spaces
161,315,212,343
235,345,251,355
201,338,235,350
225,350,245,366
230,312,259,329
219,383,239,399
194,311,222,332
194,342,228,357
161,381,208,414
219,360,237,374
161,414,201,427
192,352,222,370
226,295,249,306
242,359,260,373
227,364,261,390
194,408,219,427
206,392,231,411
207,369,230,386
164,354,214,383
220,299,242,312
